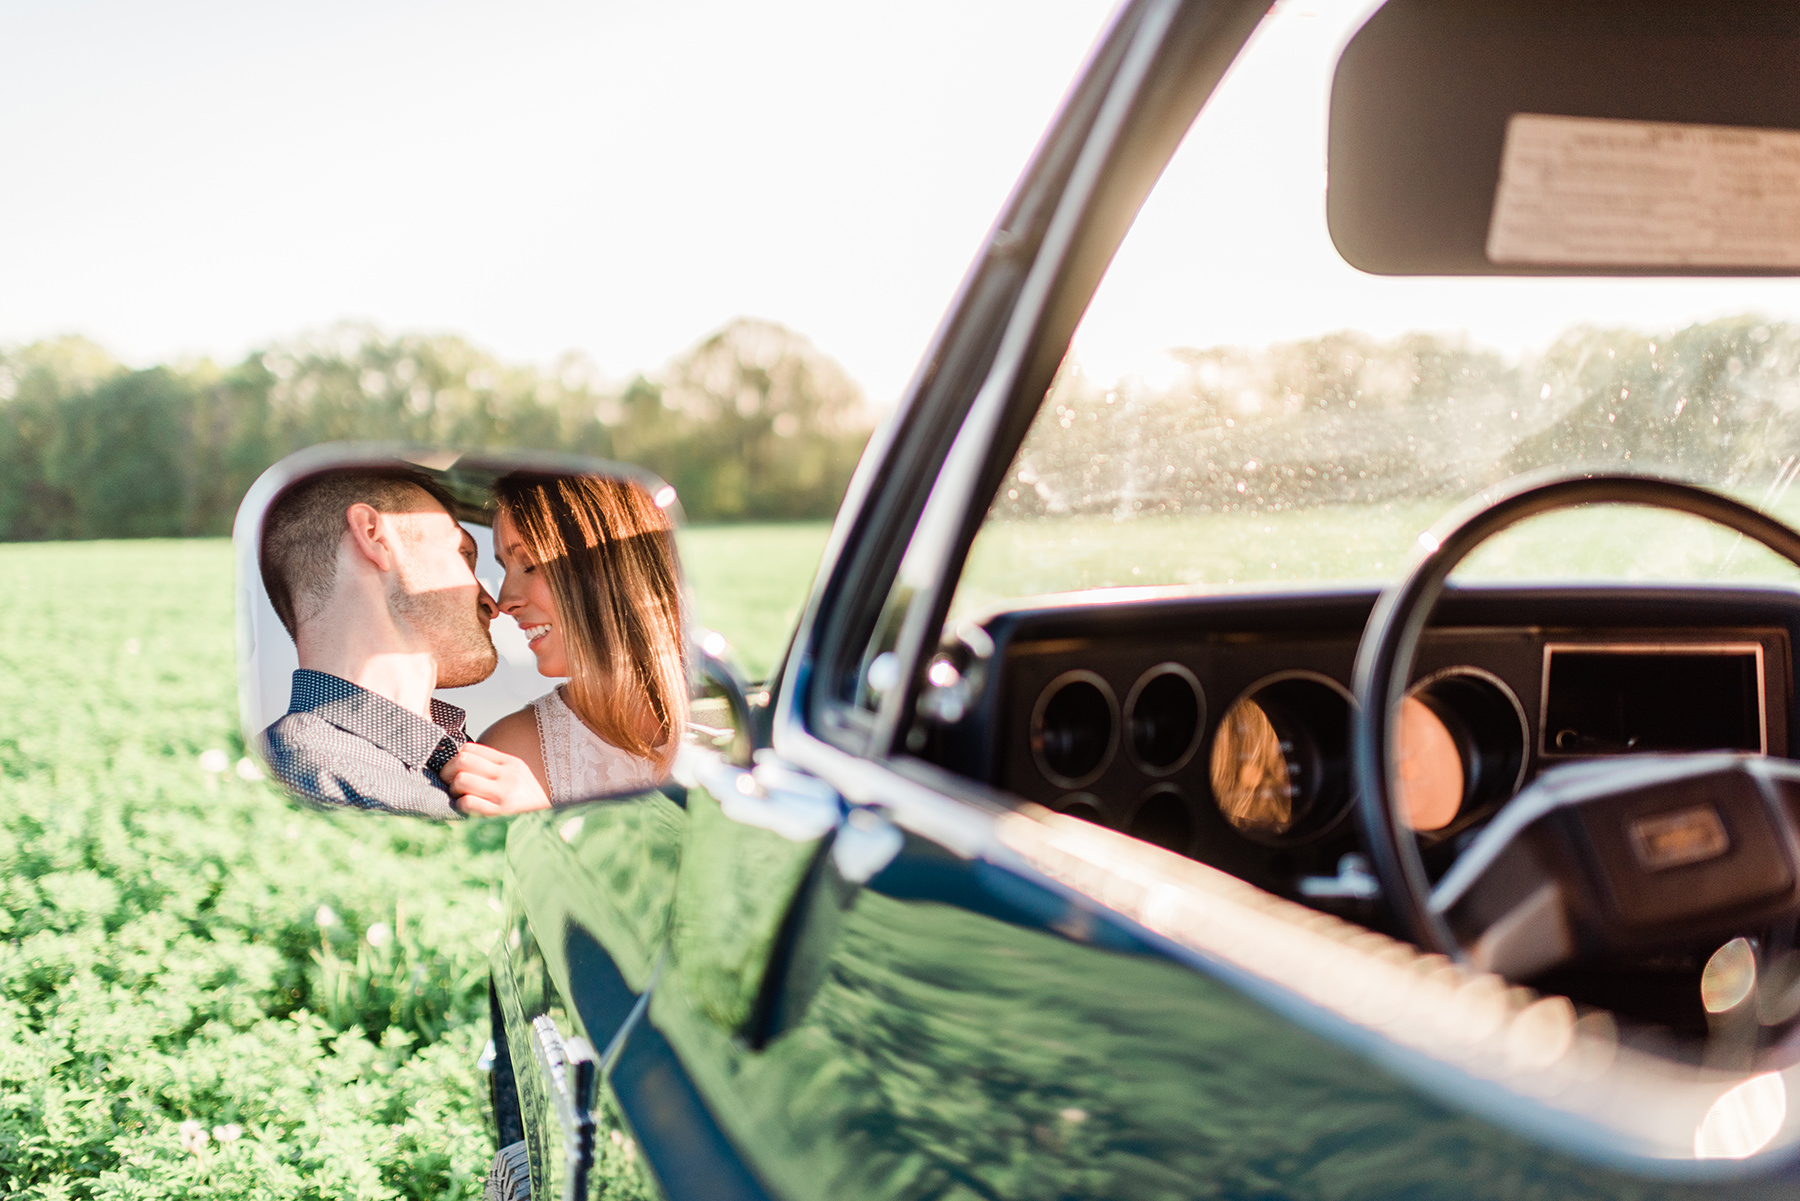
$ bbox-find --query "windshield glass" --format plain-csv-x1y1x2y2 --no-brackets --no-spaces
952,0,1800,619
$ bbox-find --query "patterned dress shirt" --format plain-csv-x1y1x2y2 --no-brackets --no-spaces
261,669,469,820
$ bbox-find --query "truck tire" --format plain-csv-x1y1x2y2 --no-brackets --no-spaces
485,1139,532,1201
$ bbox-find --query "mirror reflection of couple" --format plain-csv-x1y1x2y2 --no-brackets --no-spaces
258,469,686,819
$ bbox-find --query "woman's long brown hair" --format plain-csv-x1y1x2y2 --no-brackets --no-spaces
493,472,686,769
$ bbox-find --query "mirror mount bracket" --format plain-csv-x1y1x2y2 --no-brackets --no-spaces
697,645,760,768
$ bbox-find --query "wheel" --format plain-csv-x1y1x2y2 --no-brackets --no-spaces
485,1139,533,1201
1350,472,1800,957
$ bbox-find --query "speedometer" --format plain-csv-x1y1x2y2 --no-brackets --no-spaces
1209,697,1293,833
1208,673,1354,842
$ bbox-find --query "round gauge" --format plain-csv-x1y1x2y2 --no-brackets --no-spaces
1125,664,1205,775
1209,697,1294,833
1395,695,1464,832
1208,673,1355,843
1031,671,1119,788
1400,668,1530,837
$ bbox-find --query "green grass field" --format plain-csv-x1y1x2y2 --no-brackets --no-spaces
954,501,1800,618
0,528,828,1201
678,523,832,680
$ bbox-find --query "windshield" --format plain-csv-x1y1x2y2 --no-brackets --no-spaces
952,0,1800,619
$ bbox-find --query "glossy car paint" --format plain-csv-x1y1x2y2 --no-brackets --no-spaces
505,765,1800,1197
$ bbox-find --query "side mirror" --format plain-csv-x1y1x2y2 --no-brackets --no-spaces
236,443,715,818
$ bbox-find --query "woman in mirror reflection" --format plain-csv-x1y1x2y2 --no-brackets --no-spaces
440,472,686,812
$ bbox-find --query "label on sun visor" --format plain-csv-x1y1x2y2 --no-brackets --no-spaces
1486,113,1800,268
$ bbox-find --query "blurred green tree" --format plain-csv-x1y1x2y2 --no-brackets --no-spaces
0,321,877,540
53,367,201,537
656,318,871,520
0,337,124,539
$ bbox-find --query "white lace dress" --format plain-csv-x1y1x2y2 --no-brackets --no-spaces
530,688,665,802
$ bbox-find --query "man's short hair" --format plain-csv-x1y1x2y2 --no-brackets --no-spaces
260,468,459,638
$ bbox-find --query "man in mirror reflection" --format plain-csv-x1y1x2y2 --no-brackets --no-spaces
259,469,551,818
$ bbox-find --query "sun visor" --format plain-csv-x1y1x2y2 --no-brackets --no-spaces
1327,0,1800,275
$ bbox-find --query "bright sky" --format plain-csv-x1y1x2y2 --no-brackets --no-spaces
16,0,1800,408
0,0,1116,405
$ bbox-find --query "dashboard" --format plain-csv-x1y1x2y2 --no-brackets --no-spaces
923,584,1798,904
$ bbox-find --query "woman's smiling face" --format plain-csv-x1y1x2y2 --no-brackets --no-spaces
494,509,570,678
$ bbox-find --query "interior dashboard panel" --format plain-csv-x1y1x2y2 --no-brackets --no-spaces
924,585,1798,894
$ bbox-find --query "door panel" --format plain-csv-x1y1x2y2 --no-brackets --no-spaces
605,1011,778,1201
668,757,838,1038
651,795,1788,1201
525,792,688,996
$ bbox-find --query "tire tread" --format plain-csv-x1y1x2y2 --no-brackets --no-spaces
485,1139,532,1201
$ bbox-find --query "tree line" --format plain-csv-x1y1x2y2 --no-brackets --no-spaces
15,313,1792,541
0,317,876,540
997,316,1800,520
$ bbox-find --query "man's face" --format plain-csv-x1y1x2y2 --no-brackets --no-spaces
388,503,499,688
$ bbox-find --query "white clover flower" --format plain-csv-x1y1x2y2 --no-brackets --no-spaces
178,1120,208,1155
315,904,339,928
197,749,229,774
212,1123,243,1143
234,757,263,781
365,922,392,948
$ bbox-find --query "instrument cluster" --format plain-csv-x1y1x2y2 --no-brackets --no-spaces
934,587,1796,895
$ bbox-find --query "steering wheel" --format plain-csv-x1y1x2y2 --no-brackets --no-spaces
1351,473,1800,965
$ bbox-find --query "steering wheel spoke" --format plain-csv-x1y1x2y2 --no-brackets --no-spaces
1430,754,1800,978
